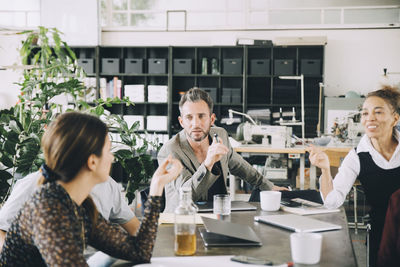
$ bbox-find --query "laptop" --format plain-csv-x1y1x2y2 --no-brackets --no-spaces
254,214,342,233
199,217,262,247
196,201,257,213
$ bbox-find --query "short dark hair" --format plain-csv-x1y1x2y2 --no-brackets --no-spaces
367,85,400,115
179,88,214,114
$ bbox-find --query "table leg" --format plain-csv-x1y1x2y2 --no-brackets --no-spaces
300,154,305,190
353,185,358,234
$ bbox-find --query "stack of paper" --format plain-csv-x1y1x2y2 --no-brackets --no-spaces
124,84,145,102
147,116,168,131
159,213,218,225
280,198,340,215
148,85,168,102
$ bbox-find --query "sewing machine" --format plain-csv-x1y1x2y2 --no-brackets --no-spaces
243,122,292,148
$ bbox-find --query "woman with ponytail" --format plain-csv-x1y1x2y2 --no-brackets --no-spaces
0,112,182,266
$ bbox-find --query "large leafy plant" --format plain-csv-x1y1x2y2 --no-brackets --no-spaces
106,115,160,204
0,27,156,205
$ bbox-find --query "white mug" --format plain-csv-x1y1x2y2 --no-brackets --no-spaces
260,191,281,211
290,232,323,264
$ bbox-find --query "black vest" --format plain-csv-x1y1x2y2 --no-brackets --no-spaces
357,150,400,266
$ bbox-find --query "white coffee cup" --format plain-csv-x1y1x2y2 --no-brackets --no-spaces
260,191,281,211
290,232,323,264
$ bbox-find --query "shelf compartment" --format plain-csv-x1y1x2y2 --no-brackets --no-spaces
247,77,271,105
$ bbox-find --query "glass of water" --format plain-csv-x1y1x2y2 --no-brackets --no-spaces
213,194,231,215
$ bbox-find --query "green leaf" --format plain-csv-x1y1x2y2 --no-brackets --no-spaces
7,131,19,143
114,149,133,158
120,134,133,146
95,105,104,116
1,155,14,168
130,120,140,131
9,120,21,134
3,140,16,155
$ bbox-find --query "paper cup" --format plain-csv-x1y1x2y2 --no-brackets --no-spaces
290,232,323,264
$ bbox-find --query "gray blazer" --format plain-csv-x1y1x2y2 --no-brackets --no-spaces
158,126,274,212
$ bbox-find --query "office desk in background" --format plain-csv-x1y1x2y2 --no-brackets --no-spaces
233,145,352,195
112,204,357,267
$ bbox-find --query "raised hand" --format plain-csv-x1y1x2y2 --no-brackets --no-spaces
272,185,289,191
149,155,183,196
307,144,330,171
203,135,229,171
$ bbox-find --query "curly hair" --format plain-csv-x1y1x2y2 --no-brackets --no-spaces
367,85,400,115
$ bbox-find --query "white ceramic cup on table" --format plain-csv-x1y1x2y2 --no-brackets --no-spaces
260,191,281,211
290,232,323,264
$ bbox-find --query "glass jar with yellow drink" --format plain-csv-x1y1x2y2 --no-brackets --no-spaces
174,187,197,256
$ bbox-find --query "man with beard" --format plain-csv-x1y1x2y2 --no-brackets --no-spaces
158,88,287,212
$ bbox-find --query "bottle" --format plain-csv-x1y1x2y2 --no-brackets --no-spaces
211,58,219,75
201,58,208,75
174,187,197,256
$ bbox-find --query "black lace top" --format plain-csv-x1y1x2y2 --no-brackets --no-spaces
0,182,161,267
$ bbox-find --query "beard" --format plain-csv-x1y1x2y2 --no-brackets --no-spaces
187,127,209,142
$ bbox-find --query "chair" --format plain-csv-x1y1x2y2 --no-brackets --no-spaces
363,214,371,267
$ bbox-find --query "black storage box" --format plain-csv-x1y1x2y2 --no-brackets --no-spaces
174,59,192,74
223,58,242,75
148,58,167,74
102,58,120,74
250,59,270,75
77,59,94,74
125,58,143,74
222,88,241,103
301,59,321,75
221,88,231,103
201,87,217,103
274,59,294,75
231,88,242,104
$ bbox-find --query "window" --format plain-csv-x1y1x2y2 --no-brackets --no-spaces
0,0,40,28
101,0,400,31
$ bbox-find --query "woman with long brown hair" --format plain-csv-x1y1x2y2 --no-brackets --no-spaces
0,112,182,266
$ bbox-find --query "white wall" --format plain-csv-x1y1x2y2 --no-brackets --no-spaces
0,33,25,109
102,28,400,96
41,0,98,46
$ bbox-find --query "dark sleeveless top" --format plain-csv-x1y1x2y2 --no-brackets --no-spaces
357,150,400,266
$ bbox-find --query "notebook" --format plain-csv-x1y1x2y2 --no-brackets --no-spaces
158,213,217,224
254,214,342,232
196,201,256,213
280,198,340,215
199,217,262,247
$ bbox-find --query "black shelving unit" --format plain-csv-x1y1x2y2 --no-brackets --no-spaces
76,45,325,138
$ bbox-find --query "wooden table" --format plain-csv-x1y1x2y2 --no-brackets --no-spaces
113,204,358,267
233,145,352,191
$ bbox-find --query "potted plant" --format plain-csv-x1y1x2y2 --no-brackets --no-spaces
0,27,156,205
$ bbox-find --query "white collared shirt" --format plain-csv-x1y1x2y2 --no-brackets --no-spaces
322,130,400,209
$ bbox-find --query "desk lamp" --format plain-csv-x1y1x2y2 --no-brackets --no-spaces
227,109,257,125
278,74,305,145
